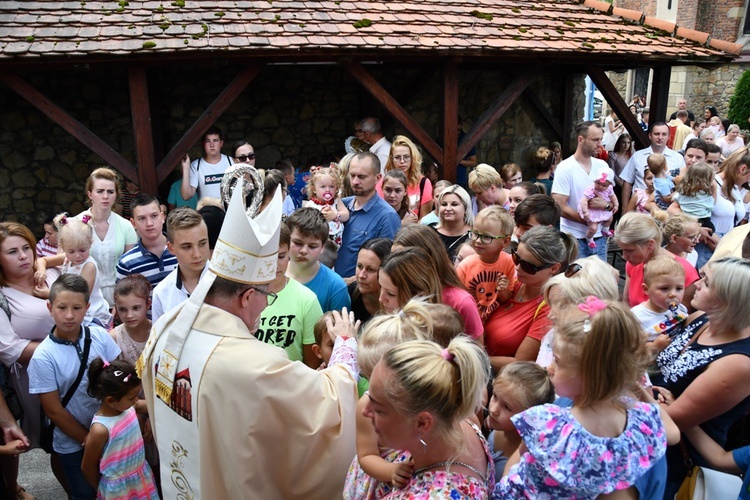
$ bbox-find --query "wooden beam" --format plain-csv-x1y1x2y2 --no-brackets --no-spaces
128,67,158,195
649,66,671,125
0,73,138,183
379,66,439,132
457,72,537,162
523,88,563,139
344,62,443,164
443,61,459,183
562,74,575,158
587,66,649,150
156,65,263,184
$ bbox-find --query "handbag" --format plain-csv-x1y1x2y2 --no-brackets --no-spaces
39,327,91,454
675,437,743,500
675,464,743,500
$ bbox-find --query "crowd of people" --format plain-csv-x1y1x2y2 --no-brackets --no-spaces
2,107,750,499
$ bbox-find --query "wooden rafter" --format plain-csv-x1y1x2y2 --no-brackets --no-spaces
155,65,264,184
128,67,157,194
0,72,138,183
649,66,671,125
344,62,443,164
457,72,537,162
587,66,648,150
523,88,563,139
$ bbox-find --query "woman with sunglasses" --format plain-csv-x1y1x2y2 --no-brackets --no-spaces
483,225,577,372
378,135,434,220
615,212,699,309
433,185,474,261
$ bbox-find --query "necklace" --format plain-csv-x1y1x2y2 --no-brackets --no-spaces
412,460,485,481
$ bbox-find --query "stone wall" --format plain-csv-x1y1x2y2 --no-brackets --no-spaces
686,62,750,118
0,64,583,235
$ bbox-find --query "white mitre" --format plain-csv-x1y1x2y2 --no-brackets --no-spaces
147,184,283,403
209,182,281,284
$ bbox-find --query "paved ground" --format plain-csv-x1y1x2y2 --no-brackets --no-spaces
18,449,66,499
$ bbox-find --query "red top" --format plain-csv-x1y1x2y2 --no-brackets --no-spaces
484,282,550,357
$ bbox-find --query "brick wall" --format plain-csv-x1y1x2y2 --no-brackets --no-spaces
613,0,658,17
696,0,745,41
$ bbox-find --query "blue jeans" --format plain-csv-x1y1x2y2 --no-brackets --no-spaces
577,236,607,262
59,449,96,500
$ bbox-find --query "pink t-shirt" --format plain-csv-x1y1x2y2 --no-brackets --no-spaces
376,175,433,213
442,286,483,339
626,253,700,306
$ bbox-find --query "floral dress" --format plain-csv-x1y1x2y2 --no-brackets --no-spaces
383,421,494,499
495,402,667,499
343,447,411,500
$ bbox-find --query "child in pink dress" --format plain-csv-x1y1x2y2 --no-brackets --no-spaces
578,168,618,248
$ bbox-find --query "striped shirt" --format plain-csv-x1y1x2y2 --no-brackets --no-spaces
35,238,58,258
115,239,177,287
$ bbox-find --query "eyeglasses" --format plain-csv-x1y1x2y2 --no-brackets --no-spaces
564,263,582,278
239,286,278,306
468,230,507,245
511,248,553,275
681,232,701,242
392,155,412,163
235,153,256,163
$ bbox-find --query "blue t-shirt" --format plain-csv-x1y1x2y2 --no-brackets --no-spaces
334,194,400,278
304,263,351,313
733,446,750,499
28,325,121,454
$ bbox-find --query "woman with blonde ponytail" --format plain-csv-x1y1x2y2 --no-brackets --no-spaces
362,336,494,497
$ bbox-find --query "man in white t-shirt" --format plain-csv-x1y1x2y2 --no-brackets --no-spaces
360,117,391,175
180,126,237,201
551,121,611,261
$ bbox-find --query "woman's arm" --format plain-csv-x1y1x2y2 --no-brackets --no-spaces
489,338,541,372
667,200,683,216
81,422,108,488
662,354,750,430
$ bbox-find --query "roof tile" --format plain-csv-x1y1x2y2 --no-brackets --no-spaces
0,0,735,63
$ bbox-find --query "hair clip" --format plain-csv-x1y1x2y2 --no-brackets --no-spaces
114,370,123,377
310,166,321,173
441,348,455,361
102,359,110,368
81,215,91,225
578,296,607,317
59,214,69,225
583,319,592,333
123,374,132,383
398,310,405,318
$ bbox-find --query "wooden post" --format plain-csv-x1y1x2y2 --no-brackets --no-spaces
443,61,459,183
128,67,158,195
0,73,138,183
649,66,671,125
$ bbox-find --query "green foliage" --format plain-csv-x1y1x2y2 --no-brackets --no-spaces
728,70,750,127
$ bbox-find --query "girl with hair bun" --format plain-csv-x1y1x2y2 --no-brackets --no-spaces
363,336,494,497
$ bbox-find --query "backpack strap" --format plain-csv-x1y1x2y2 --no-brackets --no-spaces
419,176,427,207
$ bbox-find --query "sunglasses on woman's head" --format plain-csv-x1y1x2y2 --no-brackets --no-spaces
511,248,553,275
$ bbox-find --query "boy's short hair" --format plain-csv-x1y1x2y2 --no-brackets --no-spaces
275,160,295,176
643,255,685,286
706,143,722,156
514,194,561,227
50,274,90,304
475,206,515,236
166,207,204,242
130,193,160,216
647,153,667,175
286,207,329,244
313,312,334,346
204,125,223,141
319,240,338,268
468,164,503,192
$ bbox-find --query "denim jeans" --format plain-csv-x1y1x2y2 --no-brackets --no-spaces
59,449,96,500
694,242,713,271
576,236,607,262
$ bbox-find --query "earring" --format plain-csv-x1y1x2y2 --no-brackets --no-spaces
419,435,427,453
